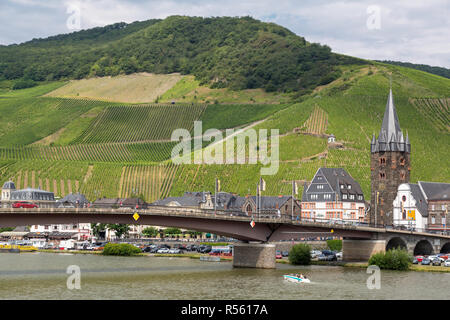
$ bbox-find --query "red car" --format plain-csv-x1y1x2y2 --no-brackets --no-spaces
276,251,283,259
415,256,424,262
13,202,38,208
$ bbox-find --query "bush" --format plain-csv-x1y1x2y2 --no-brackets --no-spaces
288,243,311,265
12,79,36,90
102,243,141,256
327,239,342,252
368,248,412,271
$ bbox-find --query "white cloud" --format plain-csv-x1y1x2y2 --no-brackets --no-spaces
0,0,449,68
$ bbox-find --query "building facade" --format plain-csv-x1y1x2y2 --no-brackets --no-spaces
301,168,366,223
370,89,411,226
393,181,450,232
1,181,56,208
393,183,428,231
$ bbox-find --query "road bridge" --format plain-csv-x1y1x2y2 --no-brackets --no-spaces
1,207,449,268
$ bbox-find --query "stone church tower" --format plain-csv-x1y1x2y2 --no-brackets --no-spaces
370,89,411,226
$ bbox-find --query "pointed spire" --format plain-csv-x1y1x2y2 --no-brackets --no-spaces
380,89,402,138
371,89,411,154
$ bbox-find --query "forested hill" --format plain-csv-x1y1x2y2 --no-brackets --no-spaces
0,16,362,94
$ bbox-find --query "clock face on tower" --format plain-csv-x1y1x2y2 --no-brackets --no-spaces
378,183,385,191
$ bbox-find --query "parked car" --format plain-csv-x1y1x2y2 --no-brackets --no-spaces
281,251,289,257
415,256,424,263
444,259,450,267
437,254,449,261
150,247,160,253
412,257,419,264
142,246,152,253
336,252,343,260
13,202,38,208
168,248,181,254
431,258,442,266
321,250,335,256
275,251,283,259
310,250,321,259
421,258,431,265
157,248,170,254
199,245,212,253
318,254,337,261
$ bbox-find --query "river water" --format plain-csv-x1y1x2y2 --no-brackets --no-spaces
0,252,449,300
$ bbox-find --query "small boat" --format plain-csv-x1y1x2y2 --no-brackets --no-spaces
283,274,311,283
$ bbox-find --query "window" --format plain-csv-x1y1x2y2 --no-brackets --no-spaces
349,194,355,200
358,195,363,201
432,205,435,211
340,185,344,189
379,158,386,165
442,205,446,211
379,172,386,179
317,185,324,190
402,195,406,202
400,171,406,180
324,194,331,200
431,216,436,224
311,194,318,200
342,194,347,200
351,203,356,209
402,210,406,220
400,157,406,166
347,185,352,190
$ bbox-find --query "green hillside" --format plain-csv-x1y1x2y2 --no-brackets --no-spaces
0,62,448,202
0,17,448,203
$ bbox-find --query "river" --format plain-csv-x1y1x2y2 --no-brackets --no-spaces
0,252,449,300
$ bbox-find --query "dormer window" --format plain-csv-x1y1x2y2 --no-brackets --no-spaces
340,185,344,189
342,194,347,200
347,185,352,190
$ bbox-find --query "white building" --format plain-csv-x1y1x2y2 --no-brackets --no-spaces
393,182,449,232
30,223,91,240
301,168,366,223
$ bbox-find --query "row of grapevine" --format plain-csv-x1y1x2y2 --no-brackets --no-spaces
117,163,178,203
0,142,177,162
411,98,449,133
0,160,90,197
302,106,328,134
71,104,207,144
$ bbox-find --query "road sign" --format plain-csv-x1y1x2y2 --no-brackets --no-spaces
250,220,255,228
133,212,140,221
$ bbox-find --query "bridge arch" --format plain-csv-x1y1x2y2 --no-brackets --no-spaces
386,237,407,251
413,240,434,255
441,242,450,254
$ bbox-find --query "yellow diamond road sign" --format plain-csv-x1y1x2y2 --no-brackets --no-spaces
133,212,140,221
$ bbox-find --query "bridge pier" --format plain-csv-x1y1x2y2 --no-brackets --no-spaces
342,239,386,262
232,243,276,269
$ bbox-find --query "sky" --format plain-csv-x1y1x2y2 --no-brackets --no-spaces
1,0,449,68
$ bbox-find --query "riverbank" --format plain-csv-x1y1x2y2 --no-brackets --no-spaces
35,250,450,273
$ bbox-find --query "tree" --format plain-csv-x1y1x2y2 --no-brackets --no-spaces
107,224,130,239
288,243,311,265
163,227,182,237
91,223,107,239
142,226,158,237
